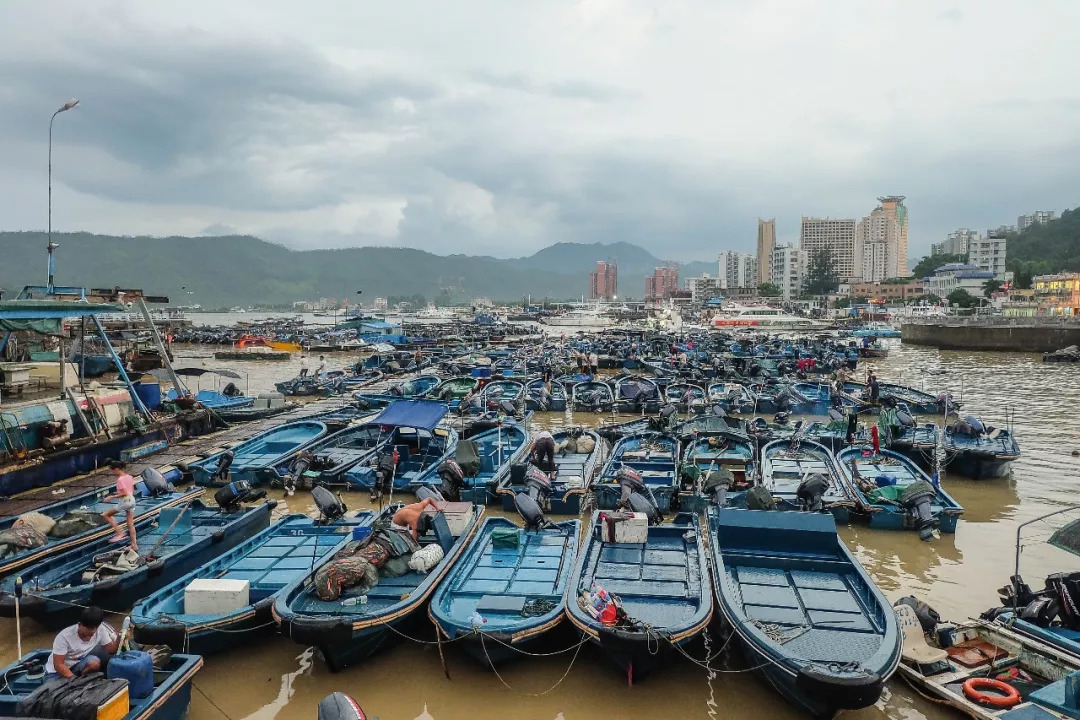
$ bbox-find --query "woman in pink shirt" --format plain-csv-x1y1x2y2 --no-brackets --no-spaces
103,461,138,551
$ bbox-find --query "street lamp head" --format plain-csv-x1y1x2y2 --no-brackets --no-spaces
58,99,79,113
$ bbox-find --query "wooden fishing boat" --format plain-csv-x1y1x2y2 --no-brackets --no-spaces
592,433,680,512
565,511,712,682
837,446,963,534
274,503,484,672
496,428,603,514
132,511,374,654
188,420,330,486
709,508,901,718
428,516,579,666
0,650,203,720
0,500,274,628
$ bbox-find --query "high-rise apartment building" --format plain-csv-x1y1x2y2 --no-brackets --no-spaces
756,219,776,287
968,233,1007,279
645,266,679,303
588,261,617,300
717,251,758,289
770,244,806,301
800,217,858,281
932,228,979,257
878,196,908,276
855,197,908,281
1017,211,1056,231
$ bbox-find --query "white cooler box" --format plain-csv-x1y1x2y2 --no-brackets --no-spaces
185,578,250,614
600,511,649,544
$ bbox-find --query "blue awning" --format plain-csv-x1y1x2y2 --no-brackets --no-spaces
371,399,448,430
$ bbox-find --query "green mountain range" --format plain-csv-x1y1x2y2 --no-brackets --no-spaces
0,232,717,307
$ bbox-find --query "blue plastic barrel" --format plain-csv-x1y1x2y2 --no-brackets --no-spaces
107,650,155,698
133,382,162,411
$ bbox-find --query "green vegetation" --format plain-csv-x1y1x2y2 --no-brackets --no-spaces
1005,208,1080,287
982,278,1004,297
947,288,976,308
802,248,840,296
758,281,782,297
911,253,965,279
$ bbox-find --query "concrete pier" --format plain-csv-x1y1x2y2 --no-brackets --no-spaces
901,317,1080,352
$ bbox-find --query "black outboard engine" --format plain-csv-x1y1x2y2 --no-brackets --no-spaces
437,459,466,502
514,466,554,531
796,473,831,512
214,480,266,513
312,485,347,523
702,468,735,506
211,450,235,485
899,480,938,541
285,452,314,496
896,404,916,428
827,407,845,423
416,486,445,503
773,411,790,426
222,382,241,397
318,692,367,720
371,450,398,502
499,400,518,416
388,384,405,397
615,466,663,525
140,467,174,496
1045,572,1080,630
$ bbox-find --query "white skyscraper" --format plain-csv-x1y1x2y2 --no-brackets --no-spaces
717,251,758,289
800,217,858,281
771,244,807,300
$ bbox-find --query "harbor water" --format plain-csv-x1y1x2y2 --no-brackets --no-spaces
2,339,1078,719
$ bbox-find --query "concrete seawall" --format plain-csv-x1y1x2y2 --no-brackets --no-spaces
901,319,1080,352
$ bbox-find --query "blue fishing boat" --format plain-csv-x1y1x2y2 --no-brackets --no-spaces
0,484,203,579
707,382,756,414
423,376,480,411
708,508,902,717
0,499,274,628
415,422,529,504
612,376,662,413
555,372,593,390
189,420,330,486
0,649,203,720
274,502,484,671
791,382,833,415
758,439,856,521
837,446,963,536
165,388,254,410
566,511,712,682
352,374,442,410
479,378,525,408
133,508,374,654
524,378,567,412
266,423,387,487
596,416,660,443
592,433,679,512
428,516,579,665
571,380,614,412
682,429,754,485
845,381,950,415
664,382,706,412
942,416,1020,479
496,428,604,514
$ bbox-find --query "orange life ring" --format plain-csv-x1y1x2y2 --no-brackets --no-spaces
961,678,1021,708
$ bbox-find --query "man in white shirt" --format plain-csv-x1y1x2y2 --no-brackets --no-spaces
299,355,310,378
316,356,328,379
588,351,599,376
47,606,120,677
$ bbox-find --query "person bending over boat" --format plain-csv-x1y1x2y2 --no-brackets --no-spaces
103,461,138,551
392,497,440,541
47,606,119,678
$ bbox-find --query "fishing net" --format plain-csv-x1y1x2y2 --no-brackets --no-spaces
1050,519,1080,558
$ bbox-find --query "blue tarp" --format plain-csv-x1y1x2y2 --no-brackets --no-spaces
372,399,448,430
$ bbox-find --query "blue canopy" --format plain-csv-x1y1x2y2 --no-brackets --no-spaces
371,399,448,430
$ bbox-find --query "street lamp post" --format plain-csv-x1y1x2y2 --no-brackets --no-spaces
48,99,79,290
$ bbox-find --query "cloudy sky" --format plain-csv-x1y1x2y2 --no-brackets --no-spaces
1,1,1078,260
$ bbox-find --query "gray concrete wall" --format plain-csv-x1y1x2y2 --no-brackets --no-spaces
901,319,1080,352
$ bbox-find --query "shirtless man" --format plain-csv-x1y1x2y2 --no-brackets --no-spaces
392,497,440,540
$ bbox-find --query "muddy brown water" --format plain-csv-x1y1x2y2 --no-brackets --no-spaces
2,341,1079,719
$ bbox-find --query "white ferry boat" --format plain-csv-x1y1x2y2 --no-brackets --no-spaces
710,304,824,329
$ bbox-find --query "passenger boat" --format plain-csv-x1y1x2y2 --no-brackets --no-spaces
758,438,857,522
566,511,712,682
188,420,330,486
709,508,901,718
836,446,963,535
664,382,706,412
592,433,679,512
524,378,567,412
274,502,484,671
612,376,662,413
571,380,614,412
132,510,374,655
496,428,604,514
428,516,579,666
0,499,275,628
415,422,529,504
0,649,203,720
895,610,1080,720
707,382,756,414
0,484,204,578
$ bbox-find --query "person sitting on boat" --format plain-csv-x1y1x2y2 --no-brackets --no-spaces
47,606,120,678
299,354,309,378
103,461,138,551
392,497,440,541
532,429,557,477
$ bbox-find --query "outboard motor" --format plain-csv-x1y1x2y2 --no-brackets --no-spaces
615,466,663,524
1045,572,1080,630
499,400,518,416
388,384,405,397
773,411,790,426
437,459,466,502
284,452,314,496
211,450,235,485
311,485,347,523
795,472,831,512
371,450,398,502
222,382,241,397
416,485,445,503
899,480,938,541
514,466,554,531
895,405,916,428
827,407,845,423
702,468,735,506
214,480,266,513
140,467,174,496
318,692,368,720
